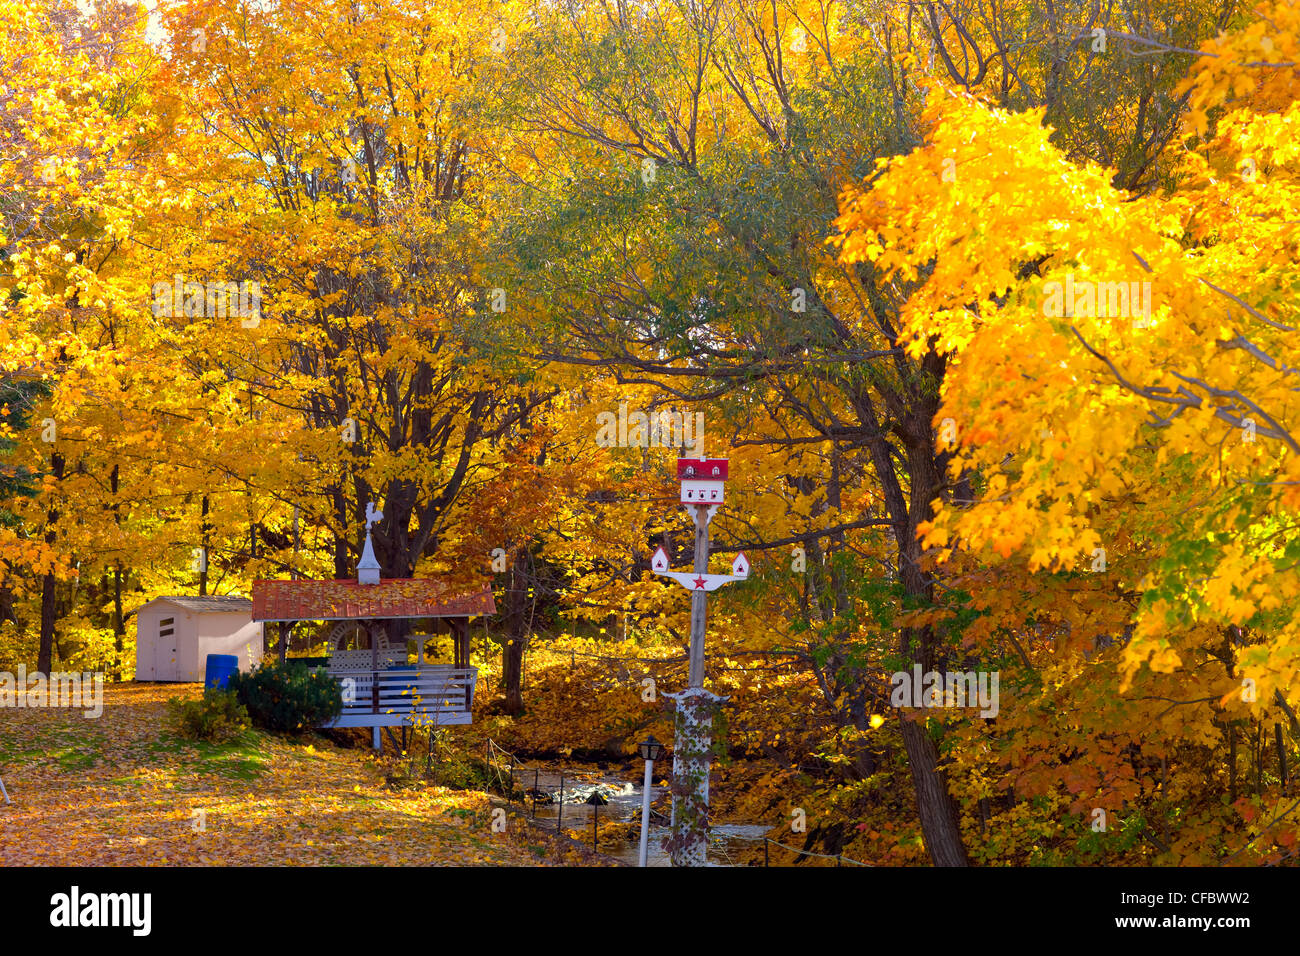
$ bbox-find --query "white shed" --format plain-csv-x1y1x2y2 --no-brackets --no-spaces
134,596,264,683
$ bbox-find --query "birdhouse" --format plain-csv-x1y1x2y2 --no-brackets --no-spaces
680,479,724,504
731,552,749,578
651,546,670,573
678,457,728,505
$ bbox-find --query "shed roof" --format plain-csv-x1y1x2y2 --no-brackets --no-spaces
251,578,495,623
145,595,254,613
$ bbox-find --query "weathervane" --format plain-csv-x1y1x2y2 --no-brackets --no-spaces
358,501,383,585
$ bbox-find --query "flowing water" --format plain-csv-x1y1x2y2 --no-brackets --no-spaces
509,768,769,866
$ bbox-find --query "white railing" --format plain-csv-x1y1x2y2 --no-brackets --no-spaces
327,649,407,671
314,665,477,728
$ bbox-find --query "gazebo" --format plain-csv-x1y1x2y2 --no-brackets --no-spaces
250,506,495,749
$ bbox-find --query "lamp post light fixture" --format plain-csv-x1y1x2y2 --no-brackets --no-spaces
637,734,664,867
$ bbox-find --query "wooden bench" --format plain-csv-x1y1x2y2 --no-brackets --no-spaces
320,665,478,728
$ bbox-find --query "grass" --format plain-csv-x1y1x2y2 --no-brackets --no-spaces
47,745,101,772
144,730,270,781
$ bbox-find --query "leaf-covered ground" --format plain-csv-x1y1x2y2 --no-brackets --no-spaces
0,683,543,865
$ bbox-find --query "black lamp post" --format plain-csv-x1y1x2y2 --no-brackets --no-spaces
585,791,608,851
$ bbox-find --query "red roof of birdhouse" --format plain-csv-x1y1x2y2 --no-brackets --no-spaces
251,578,495,622
677,457,729,480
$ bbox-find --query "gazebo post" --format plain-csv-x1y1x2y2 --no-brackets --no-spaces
370,619,380,749
452,618,467,668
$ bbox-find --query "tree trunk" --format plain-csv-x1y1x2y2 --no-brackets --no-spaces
37,452,65,673
1229,722,1238,804
895,567,970,864
38,570,57,673
113,565,124,680
501,547,530,714
0,583,15,625
334,533,350,579
899,719,968,865
502,635,525,714
199,494,210,595
110,464,124,680
857,381,970,866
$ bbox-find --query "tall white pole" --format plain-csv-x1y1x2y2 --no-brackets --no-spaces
638,757,654,867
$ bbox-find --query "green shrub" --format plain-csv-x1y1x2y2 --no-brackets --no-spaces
227,661,342,734
167,688,251,743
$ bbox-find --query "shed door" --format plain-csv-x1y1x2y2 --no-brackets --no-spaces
156,615,178,681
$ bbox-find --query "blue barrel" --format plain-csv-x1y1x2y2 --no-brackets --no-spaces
204,654,239,690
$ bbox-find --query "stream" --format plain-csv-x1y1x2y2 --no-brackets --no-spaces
508,768,770,866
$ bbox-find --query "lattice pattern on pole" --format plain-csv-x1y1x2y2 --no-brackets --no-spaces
664,687,727,867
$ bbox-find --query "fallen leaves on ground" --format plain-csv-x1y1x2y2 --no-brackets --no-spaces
0,683,547,866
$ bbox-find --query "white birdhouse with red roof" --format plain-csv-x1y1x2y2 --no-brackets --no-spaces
678,457,728,505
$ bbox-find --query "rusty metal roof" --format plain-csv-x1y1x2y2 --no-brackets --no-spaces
146,595,254,613
251,579,495,622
